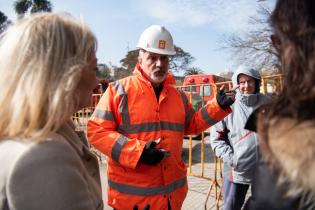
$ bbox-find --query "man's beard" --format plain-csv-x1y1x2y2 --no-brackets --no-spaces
151,68,167,83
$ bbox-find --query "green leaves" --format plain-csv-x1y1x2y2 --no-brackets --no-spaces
14,0,32,15
14,0,52,18
0,11,12,34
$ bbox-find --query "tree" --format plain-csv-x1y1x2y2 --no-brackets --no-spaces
184,67,204,76
0,11,11,34
222,5,280,72
14,0,52,18
96,63,113,82
169,46,195,73
112,66,132,80
218,69,234,80
117,45,195,79
119,49,138,77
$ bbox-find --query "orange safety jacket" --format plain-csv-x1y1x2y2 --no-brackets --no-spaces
87,64,231,210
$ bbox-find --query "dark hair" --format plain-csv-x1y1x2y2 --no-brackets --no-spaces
254,79,260,94
266,0,315,120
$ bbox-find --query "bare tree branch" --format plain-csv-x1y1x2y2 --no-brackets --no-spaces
221,4,280,72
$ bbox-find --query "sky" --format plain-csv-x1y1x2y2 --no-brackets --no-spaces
0,0,275,75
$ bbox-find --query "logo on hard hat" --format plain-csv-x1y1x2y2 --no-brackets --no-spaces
158,40,166,49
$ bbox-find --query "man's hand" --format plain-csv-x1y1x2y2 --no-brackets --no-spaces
216,85,237,109
139,141,170,165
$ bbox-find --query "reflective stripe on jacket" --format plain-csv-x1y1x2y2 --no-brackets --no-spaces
87,64,231,210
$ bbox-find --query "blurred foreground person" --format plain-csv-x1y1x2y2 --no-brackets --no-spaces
244,0,315,209
0,13,103,210
88,25,235,210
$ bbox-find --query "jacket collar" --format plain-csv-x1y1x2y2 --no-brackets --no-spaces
236,92,260,107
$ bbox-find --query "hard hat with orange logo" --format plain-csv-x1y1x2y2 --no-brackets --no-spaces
136,25,176,55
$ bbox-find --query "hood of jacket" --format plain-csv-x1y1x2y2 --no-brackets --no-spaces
232,65,261,94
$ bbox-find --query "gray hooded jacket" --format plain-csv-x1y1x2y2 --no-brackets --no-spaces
209,67,269,184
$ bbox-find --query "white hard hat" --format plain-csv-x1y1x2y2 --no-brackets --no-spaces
136,25,176,55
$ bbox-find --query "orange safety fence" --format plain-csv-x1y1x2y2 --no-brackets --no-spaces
72,94,105,162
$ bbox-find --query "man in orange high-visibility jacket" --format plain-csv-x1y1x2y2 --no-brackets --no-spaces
88,25,235,210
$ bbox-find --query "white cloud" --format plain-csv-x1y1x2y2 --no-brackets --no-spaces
135,0,212,26
133,0,273,33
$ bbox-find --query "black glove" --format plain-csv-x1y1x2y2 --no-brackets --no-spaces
216,89,235,109
244,106,267,132
244,109,258,132
139,141,166,165
133,204,150,210
217,128,229,141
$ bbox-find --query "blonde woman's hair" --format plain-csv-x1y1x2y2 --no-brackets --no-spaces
0,12,97,141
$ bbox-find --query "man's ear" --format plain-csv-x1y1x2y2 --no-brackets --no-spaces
138,57,143,68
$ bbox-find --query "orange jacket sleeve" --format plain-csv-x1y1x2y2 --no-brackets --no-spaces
180,91,232,135
87,83,146,169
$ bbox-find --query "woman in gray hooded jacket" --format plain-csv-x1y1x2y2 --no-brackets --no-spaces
210,66,269,210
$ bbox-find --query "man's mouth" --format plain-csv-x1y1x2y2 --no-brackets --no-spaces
153,70,165,76
155,71,164,75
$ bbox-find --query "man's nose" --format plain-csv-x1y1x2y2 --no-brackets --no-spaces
156,58,163,67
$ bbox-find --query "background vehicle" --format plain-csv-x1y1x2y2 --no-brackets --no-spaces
182,92,204,140
188,92,203,111
182,74,229,102
181,74,230,140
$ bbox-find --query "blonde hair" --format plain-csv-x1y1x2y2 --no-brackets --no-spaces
0,13,97,141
